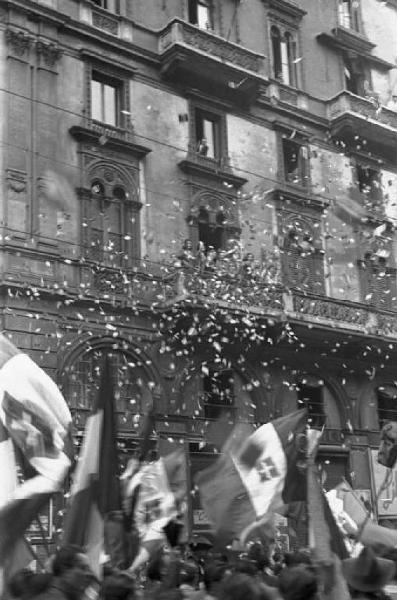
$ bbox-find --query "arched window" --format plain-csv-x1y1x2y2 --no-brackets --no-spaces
63,346,154,430
271,26,297,86
83,180,140,267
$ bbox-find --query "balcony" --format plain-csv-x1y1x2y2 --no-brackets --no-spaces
158,19,267,105
179,151,247,188
327,92,397,162
159,266,397,342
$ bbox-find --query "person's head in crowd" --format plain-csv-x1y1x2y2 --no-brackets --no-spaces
51,545,96,600
203,560,227,595
342,547,395,597
247,542,270,571
234,556,258,577
8,569,52,599
219,573,271,600
103,573,135,600
278,565,318,600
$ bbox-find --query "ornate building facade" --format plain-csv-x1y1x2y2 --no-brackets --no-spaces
2,0,397,547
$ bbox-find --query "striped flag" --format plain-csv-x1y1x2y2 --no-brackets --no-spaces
125,448,187,571
62,356,123,575
0,334,73,592
196,410,309,545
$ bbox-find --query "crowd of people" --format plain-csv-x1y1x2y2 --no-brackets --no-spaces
7,535,397,600
173,239,279,287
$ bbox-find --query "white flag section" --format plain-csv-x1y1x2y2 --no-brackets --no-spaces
0,334,72,594
127,448,186,571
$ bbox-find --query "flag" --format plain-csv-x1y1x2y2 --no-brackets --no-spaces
307,452,350,600
62,356,123,575
0,334,72,592
196,409,308,545
125,447,187,571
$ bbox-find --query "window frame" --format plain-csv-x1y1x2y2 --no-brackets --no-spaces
88,66,129,130
281,136,310,188
188,0,213,30
189,102,228,164
270,23,299,88
338,0,360,32
82,180,141,268
89,0,121,14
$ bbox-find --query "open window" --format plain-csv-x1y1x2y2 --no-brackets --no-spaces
343,52,368,96
282,138,309,186
271,25,297,87
188,0,212,29
195,109,221,159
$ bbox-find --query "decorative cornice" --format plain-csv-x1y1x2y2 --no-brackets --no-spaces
273,185,329,211
317,31,394,71
36,40,63,67
264,0,306,20
5,28,33,58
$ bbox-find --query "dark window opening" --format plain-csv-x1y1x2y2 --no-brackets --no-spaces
344,54,367,96
377,386,397,427
282,227,324,293
282,139,308,186
298,384,326,429
198,209,226,253
203,368,234,420
356,166,382,202
188,0,212,29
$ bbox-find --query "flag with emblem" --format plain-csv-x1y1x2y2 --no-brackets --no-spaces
196,410,308,544
62,356,124,575
0,334,73,594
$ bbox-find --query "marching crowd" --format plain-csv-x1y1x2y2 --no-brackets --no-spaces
7,534,397,600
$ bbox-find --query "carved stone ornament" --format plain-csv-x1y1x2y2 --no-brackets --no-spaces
6,169,27,193
92,10,119,36
36,41,63,67
5,29,33,58
293,295,369,326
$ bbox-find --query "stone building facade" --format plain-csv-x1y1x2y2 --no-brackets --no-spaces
2,0,397,546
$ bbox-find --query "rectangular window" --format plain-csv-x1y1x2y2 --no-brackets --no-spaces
298,385,326,429
90,0,120,13
282,139,309,186
344,53,367,96
338,0,359,31
188,0,212,29
356,165,382,201
195,109,220,159
91,72,120,126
